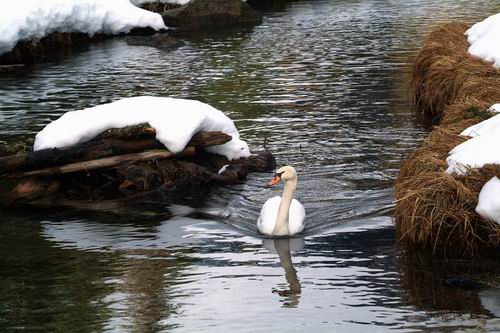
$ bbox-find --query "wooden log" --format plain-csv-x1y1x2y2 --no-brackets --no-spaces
11,147,196,178
0,130,231,175
2,150,276,208
0,64,26,73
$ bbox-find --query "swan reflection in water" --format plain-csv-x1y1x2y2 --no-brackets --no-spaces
262,238,304,308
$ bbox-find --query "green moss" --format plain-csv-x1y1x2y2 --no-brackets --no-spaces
463,106,496,121
0,140,34,157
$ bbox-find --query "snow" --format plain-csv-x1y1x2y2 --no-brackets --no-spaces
466,13,500,68
131,0,248,6
447,104,500,224
446,106,500,174
446,130,500,175
131,0,190,5
34,96,251,160
0,0,166,56
460,104,500,137
475,176,500,225
217,164,230,175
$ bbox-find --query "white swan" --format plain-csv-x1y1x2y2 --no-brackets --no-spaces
257,166,306,236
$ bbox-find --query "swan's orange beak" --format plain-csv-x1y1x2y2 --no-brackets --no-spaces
268,175,282,186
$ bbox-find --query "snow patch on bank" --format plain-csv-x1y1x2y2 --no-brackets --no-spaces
131,0,249,6
446,105,500,174
446,103,500,224
0,0,166,56
34,96,251,160
476,176,500,225
460,104,500,137
466,13,500,68
131,0,190,5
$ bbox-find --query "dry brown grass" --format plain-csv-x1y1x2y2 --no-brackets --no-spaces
395,163,500,256
412,23,500,121
396,22,500,256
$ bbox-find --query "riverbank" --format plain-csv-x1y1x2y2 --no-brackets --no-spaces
0,0,265,66
394,22,500,256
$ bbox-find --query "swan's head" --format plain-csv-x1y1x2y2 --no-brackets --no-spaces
268,165,297,186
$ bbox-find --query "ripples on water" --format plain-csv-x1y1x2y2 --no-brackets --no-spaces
0,0,499,331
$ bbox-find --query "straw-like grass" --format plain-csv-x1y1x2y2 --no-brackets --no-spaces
395,163,500,256
412,23,500,121
396,22,500,256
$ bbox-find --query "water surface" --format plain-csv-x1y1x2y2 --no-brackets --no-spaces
1,0,499,331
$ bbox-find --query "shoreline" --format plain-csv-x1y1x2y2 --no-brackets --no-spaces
0,0,268,66
394,23,500,256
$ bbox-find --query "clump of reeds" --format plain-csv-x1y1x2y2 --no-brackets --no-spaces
396,22,500,256
395,162,500,256
412,23,500,121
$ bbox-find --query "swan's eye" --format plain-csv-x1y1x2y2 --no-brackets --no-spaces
274,171,284,178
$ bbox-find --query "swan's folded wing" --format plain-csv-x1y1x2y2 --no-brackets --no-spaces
257,196,281,235
289,199,306,235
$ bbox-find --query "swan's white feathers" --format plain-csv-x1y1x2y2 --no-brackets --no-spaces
257,196,306,236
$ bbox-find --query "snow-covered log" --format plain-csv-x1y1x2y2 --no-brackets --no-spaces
0,128,231,176
0,97,275,208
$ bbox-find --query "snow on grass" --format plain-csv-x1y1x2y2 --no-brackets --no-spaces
0,0,166,56
34,96,251,160
446,107,500,175
131,0,249,6
460,104,500,137
131,0,190,5
446,104,500,224
446,130,500,174
466,13,500,68
476,176,500,225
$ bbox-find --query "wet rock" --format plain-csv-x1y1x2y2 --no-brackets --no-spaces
128,26,165,36
126,34,183,49
0,32,107,65
162,0,262,32
246,0,295,11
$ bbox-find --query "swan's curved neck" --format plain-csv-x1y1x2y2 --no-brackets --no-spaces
273,176,297,235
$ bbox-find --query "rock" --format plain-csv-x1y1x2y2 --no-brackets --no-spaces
162,0,262,32
128,26,165,36
0,32,106,65
246,0,294,11
126,33,183,49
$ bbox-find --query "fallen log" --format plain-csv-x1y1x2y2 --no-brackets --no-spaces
0,129,231,175
2,150,276,209
11,147,196,178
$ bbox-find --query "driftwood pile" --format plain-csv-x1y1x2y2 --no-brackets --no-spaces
0,124,275,208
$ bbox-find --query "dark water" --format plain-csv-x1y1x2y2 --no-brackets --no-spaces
1,0,500,331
